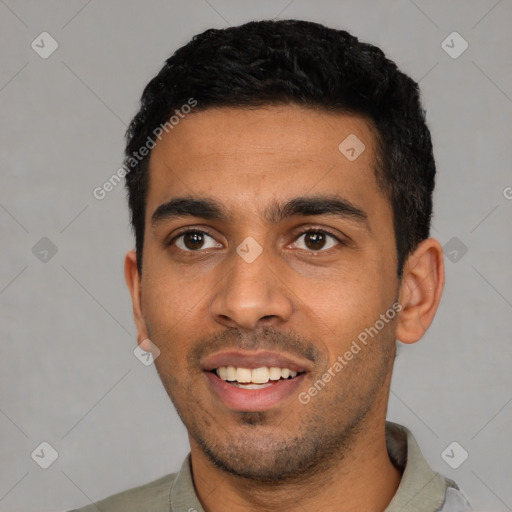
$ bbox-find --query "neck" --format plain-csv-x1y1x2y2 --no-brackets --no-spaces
189,413,402,512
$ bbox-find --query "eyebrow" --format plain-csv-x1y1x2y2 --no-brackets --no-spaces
151,195,369,229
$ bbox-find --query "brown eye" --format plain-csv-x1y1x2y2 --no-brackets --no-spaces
294,230,339,252
183,232,205,250
174,231,221,251
305,232,326,250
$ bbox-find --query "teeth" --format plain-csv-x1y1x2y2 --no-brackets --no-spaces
226,365,237,381
269,367,282,380
236,367,252,383
230,382,274,389
215,366,299,384
251,367,269,383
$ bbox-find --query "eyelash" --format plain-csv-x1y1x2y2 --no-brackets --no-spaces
167,227,345,253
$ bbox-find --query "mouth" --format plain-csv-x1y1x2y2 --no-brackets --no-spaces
209,365,305,389
201,350,311,411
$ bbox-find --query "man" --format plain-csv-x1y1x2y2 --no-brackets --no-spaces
70,19,471,512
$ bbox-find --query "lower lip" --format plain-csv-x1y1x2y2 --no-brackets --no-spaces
205,371,306,412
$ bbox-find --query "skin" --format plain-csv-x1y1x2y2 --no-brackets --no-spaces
125,105,445,512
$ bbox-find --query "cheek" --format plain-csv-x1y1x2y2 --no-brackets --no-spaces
141,267,209,350
294,262,395,352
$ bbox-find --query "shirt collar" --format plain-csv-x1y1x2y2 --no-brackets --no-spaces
169,421,457,512
384,421,458,512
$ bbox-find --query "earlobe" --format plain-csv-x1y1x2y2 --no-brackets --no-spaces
395,238,445,344
124,250,150,344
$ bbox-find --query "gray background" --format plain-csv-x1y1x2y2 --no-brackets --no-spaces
1,0,511,510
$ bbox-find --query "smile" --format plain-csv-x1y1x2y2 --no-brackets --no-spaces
214,366,302,389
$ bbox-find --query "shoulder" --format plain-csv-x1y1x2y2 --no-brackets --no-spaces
66,472,177,512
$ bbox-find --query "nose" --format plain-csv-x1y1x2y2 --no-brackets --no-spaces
209,245,294,330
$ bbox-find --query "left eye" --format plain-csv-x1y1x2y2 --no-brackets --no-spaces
174,231,222,251
293,230,340,251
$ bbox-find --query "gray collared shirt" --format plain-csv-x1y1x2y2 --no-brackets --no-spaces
67,422,471,512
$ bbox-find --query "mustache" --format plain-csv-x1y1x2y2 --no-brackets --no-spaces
188,325,323,368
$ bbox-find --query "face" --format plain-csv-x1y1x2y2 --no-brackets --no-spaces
129,105,402,481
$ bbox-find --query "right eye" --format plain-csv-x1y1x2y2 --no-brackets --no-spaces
171,230,222,252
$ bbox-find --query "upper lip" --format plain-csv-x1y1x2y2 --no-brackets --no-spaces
201,350,312,373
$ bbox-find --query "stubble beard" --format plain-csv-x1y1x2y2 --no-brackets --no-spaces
155,330,395,484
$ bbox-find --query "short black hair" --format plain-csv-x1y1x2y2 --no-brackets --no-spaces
124,19,435,277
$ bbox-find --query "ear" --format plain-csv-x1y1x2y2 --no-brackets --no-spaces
124,250,150,346
395,238,445,344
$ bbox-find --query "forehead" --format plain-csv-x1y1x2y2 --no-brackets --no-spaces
146,105,386,222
